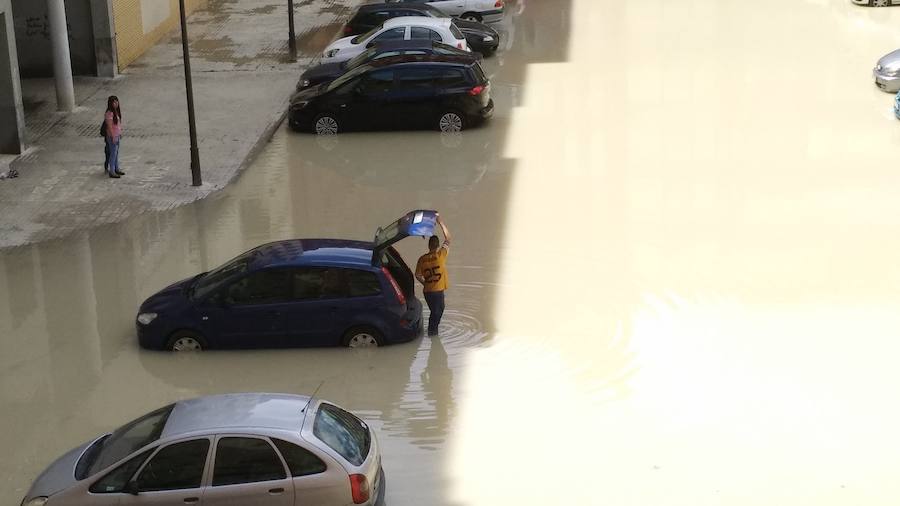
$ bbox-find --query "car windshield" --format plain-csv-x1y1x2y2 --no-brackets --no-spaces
83,404,173,477
346,47,378,69
422,4,448,17
192,249,257,299
326,65,371,92
352,25,381,44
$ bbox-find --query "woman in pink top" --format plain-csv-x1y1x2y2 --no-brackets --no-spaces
104,96,124,178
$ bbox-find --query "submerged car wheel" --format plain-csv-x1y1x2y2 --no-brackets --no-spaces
461,12,482,22
314,114,339,135
166,330,206,351
870,0,889,5
438,111,464,133
343,327,384,348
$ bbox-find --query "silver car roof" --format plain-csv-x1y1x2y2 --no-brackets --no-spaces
161,393,312,439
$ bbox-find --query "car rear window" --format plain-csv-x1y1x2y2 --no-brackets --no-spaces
471,61,487,84
313,403,371,466
449,21,464,40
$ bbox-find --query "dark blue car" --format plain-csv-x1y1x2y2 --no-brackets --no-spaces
136,211,438,351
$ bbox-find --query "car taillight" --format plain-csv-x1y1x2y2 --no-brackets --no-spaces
495,0,504,7
457,42,464,49
468,85,485,96
343,25,353,34
349,474,370,504
381,267,406,305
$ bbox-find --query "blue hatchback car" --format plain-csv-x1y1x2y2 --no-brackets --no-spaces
136,211,437,350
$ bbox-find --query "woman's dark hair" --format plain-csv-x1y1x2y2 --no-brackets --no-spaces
106,95,122,125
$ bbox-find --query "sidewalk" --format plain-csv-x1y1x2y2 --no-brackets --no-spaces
0,0,359,249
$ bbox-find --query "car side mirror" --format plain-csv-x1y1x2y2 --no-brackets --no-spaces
125,481,139,496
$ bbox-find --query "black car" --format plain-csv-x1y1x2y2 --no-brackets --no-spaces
298,39,479,90
289,55,493,134
344,2,500,56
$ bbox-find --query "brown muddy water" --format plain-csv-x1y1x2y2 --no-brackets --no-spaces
4,0,900,504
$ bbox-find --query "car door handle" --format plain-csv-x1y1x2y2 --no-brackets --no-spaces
269,487,285,494
183,498,200,504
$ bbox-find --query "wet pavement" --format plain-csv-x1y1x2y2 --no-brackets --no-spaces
4,0,900,504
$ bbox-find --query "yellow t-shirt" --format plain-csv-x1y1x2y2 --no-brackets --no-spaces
416,247,449,293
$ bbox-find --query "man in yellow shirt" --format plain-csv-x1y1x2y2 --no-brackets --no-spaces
415,214,452,336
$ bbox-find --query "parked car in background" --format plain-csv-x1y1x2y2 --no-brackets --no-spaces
852,0,900,6
289,55,493,134
322,17,468,64
135,211,443,350
21,394,385,506
299,39,478,90
385,0,505,23
894,90,900,119
874,49,900,92
344,3,500,56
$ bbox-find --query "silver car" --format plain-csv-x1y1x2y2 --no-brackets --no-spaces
21,393,385,506
874,49,900,92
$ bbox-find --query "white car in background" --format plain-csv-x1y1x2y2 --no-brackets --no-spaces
386,0,506,23
851,0,900,6
322,17,469,63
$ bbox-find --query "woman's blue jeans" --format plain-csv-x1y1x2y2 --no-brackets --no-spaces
105,136,120,175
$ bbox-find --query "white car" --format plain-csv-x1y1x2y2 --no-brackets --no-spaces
386,0,506,23
322,17,469,63
851,0,900,6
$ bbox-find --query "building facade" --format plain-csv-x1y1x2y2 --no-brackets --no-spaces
0,0,207,155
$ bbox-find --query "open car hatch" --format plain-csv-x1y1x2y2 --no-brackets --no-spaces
372,210,438,265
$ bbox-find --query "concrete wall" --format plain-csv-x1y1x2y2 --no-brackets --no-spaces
112,0,207,70
11,0,97,77
0,0,25,154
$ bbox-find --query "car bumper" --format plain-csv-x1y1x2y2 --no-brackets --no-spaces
288,108,315,132
480,9,504,23
374,467,386,506
470,38,500,55
874,71,900,92
136,321,168,350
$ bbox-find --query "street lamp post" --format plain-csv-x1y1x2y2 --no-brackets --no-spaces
288,0,297,60
179,0,202,187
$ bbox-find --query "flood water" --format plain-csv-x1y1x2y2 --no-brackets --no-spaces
4,0,900,504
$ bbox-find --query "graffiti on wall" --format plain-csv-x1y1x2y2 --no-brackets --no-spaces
23,15,73,41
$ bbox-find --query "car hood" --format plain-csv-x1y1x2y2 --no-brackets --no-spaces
324,35,358,55
300,62,346,83
26,440,94,498
454,18,498,37
877,48,900,72
290,83,329,105
139,275,197,313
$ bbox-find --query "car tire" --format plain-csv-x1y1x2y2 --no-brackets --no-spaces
460,12,482,22
342,326,384,348
437,111,465,133
166,330,207,351
870,0,889,5
313,113,340,135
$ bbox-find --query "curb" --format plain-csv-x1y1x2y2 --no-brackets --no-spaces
224,95,291,187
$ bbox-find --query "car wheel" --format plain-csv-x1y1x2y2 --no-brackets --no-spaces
166,330,207,351
461,12,482,22
342,327,384,348
313,113,340,135
438,111,465,132
871,0,889,5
